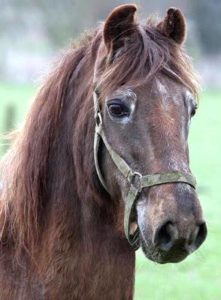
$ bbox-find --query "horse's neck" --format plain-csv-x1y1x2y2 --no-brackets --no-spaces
34,195,136,300
0,197,135,300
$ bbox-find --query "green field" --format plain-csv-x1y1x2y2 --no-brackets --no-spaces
0,84,220,299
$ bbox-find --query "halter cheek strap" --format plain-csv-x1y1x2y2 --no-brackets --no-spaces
93,90,196,250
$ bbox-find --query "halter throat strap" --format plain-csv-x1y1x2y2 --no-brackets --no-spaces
93,90,196,250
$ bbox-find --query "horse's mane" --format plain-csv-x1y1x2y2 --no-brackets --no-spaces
0,20,199,261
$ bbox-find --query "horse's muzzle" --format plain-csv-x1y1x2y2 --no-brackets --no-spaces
139,220,207,263
136,187,207,263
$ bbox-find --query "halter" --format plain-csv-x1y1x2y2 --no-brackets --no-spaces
93,88,196,250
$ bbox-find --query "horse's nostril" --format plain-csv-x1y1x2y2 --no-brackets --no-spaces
189,222,207,251
154,221,207,253
154,221,177,251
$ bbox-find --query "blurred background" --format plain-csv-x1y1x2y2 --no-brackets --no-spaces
0,0,220,299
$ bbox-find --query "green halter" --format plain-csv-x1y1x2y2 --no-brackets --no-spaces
93,90,196,250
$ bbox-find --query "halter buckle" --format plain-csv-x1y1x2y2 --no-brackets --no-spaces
96,112,102,126
128,171,142,192
95,112,103,135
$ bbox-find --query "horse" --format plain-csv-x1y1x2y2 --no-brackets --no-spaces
0,4,207,300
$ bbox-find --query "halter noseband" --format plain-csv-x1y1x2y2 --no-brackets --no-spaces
93,89,196,250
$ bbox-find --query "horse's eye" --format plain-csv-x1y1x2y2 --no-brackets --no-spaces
191,104,198,117
107,100,130,118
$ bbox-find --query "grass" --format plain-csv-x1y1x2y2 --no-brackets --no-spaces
0,84,220,299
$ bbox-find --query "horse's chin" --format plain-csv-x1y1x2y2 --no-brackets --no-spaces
139,232,189,264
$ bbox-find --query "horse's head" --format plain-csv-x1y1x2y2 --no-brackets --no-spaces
93,4,207,263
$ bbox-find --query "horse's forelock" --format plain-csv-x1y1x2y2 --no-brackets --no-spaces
98,21,199,100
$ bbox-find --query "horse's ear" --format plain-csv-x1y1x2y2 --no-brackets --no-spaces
158,7,186,44
103,4,137,55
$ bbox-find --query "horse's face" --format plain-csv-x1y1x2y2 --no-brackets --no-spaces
100,75,206,263
95,5,207,263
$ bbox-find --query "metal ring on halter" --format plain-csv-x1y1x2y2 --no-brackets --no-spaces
95,112,103,134
96,112,102,126
128,171,143,192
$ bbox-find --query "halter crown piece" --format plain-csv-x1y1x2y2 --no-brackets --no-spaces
93,88,197,250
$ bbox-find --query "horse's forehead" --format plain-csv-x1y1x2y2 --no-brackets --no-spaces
154,77,183,94
131,77,184,109
155,79,168,96
147,76,189,108
105,76,190,110
155,78,180,108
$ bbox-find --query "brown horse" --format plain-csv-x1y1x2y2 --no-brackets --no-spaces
0,4,207,300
